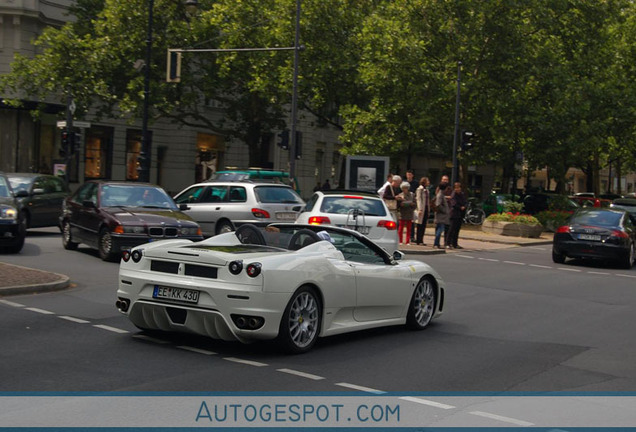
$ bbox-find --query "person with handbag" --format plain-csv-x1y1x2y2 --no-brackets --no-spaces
382,175,402,221
397,182,415,245
433,181,451,249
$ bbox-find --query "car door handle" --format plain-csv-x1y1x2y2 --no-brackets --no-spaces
215,207,221,210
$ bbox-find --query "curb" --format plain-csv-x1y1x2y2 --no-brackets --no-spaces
0,262,71,297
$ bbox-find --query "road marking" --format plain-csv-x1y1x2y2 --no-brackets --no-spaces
24,307,55,315
455,254,475,259
615,273,636,279
0,299,25,307
399,396,455,410
178,346,217,355
93,324,130,334
335,382,386,394
530,264,552,269
58,315,90,324
529,246,547,250
132,334,171,344
277,368,325,380
557,267,581,272
224,357,268,367
504,261,525,265
479,258,500,262
469,410,534,426
587,271,609,275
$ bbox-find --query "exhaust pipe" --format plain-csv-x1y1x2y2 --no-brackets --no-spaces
116,298,130,312
235,316,247,329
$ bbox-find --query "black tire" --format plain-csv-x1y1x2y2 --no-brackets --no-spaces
552,248,566,264
98,228,118,262
235,224,266,245
62,219,79,250
288,229,321,250
621,242,635,269
215,220,234,235
278,286,322,354
5,220,26,254
406,276,437,330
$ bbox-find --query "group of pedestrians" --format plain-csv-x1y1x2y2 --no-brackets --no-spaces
379,171,467,249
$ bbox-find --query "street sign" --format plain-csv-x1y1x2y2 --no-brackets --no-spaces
56,121,91,129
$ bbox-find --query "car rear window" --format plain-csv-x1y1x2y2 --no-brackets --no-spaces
319,196,387,216
254,186,303,204
572,211,622,227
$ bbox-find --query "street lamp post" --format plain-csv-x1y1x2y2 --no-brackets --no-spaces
289,0,301,182
138,0,154,183
451,61,462,186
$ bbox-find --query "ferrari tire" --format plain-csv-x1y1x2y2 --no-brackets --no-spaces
552,248,566,264
98,228,118,262
62,220,79,250
407,276,436,330
278,286,321,354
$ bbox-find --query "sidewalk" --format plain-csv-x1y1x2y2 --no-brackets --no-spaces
0,225,554,296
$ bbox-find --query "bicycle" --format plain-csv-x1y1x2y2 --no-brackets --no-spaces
463,200,486,225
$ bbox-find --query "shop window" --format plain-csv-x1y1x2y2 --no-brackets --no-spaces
196,133,224,183
84,126,113,179
126,130,143,181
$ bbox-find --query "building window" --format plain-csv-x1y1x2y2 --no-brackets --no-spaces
196,133,224,183
126,130,142,181
84,126,113,179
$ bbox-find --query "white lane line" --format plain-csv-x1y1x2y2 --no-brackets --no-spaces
615,273,636,279
557,267,581,272
132,334,171,344
224,357,268,367
469,410,534,427
24,307,55,315
455,254,475,259
335,382,386,394
587,271,610,275
530,264,552,269
0,299,25,307
479,258,500,262
93,324,130,334
399,396,455,410
528,246,547,250
58,315,90,324
277,368,325,381
178,346,217,355
504,261,525,265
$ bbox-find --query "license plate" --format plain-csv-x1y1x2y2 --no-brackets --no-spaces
337,225,370,235
578,234,601,241
153,285,200,304
276,212,298,221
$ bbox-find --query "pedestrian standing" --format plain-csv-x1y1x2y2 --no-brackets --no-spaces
433,182,450,249
377,173,393,196
397,182,415,245
415,177,430,245
382,175,402,221
405,170,419,242
322,179,331,190
448,182,467,249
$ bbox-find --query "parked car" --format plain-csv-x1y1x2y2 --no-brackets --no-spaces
522,193,579,214
210,168,291,184
610,198,636,220
0,172,26,253
569,195,612,208
295,190,398,253
116,223,445,353
6,173,70,228
60,181,202,261
552,208,635,268
173,181,305,237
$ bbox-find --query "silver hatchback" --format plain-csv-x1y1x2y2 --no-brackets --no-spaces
173,181,305,237
295,190,399,252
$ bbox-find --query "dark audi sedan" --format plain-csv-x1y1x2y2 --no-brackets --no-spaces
552,208,635,268
0,172,26,253
60,181,203,261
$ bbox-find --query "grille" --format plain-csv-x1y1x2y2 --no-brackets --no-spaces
151,260,179,274
148,227,179,237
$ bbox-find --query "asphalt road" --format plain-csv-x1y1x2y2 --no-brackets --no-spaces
1,227,636,396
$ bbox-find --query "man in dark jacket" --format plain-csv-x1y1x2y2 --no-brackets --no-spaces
447,182,467,249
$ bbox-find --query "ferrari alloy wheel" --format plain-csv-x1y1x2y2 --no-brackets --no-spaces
279,286,321,354
62,220,78,250
98,228,117,261
407,276,436,330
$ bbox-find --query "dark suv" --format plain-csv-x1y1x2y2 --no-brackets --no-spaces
0,172,26,253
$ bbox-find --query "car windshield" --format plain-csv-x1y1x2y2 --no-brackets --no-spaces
100,185,176,209
6,176,32,193
320,196,387,216
0,177,11,197
572,211,622,227
254,186,303,204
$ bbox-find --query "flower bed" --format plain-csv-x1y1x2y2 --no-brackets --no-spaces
482,212,543,238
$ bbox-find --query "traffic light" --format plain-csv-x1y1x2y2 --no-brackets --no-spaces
461,130,474,151
60,131,69,157
166,50,182,83
277,129,290,150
